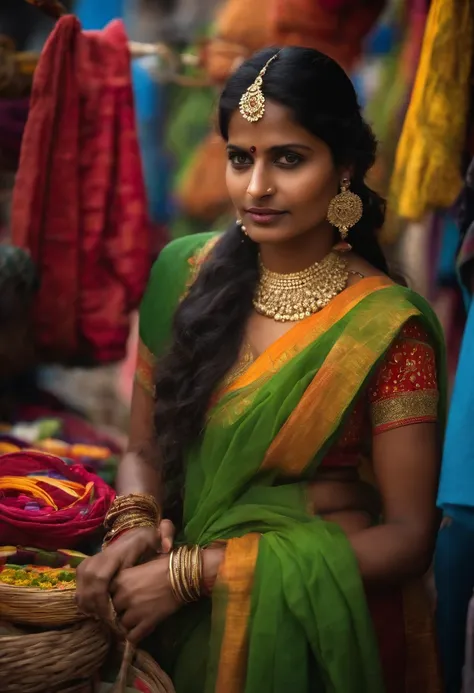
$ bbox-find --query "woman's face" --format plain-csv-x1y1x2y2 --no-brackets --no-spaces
225,100,344,245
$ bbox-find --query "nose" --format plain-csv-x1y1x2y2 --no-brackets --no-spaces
246,161,275,200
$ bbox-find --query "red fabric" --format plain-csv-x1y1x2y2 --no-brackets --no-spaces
270,0,385,71
0,451,115,549
11,16,151,364
367,588,406,693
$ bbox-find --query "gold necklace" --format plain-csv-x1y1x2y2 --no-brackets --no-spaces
253,251,349,322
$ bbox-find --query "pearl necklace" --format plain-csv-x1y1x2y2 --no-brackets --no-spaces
253,252,349,322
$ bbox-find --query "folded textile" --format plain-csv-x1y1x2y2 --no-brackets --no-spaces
0,450,115,549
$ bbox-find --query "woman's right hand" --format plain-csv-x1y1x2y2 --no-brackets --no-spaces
76,519,177,621
76,525,159,622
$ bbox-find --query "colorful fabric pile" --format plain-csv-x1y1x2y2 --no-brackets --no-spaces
0,414,121,485
0,450,115,550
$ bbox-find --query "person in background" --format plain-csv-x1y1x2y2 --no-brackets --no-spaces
435,158,474,693
0,245,38,420
77,47,446,693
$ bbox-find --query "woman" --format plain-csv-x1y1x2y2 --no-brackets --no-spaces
76,47,446,693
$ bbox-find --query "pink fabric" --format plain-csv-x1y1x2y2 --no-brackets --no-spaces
0,451,115,550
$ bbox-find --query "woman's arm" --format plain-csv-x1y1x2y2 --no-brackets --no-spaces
200,421,440,591
348,421,440,584
116,379,162,500
76,378,165,619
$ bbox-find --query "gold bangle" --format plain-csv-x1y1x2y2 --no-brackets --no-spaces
168,545,203,604
104,493,160,530
173,548,188,604
169,550,181,603
102,518,156,549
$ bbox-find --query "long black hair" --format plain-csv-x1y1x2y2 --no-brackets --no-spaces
155,47,387,524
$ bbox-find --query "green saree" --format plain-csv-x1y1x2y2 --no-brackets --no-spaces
137,233,447,693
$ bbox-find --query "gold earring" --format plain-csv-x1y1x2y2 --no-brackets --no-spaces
237,218,247,235
327,179,363,249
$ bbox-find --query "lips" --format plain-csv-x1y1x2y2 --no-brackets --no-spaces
245,208,286,225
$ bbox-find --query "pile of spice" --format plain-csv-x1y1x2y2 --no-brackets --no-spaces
0,564,76,589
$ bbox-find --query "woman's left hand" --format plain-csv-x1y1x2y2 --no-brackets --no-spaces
110,554,181,644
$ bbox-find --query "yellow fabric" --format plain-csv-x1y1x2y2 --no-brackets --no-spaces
390,0,474,220
215,534,261,693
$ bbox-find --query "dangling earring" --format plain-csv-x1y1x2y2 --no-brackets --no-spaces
237,218,248,236
327,178,363,252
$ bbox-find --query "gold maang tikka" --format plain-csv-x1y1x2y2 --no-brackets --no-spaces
239,53,280,123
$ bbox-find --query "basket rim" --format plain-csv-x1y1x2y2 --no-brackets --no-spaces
0,619,103,644
0,582,76,592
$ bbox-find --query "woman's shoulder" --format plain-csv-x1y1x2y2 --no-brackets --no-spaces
146,232,220,292
157,232,220,269
346,255,393,286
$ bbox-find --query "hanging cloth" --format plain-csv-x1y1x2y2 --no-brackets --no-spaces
270,0,385,72
11,15,151,364
390,0,474,221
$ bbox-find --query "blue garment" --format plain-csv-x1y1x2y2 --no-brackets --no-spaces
73,0,124,30
132,60,172,227
435,518,474,693
437,299,474,524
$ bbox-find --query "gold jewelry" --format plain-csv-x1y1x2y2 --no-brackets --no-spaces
236,218,247,235
253,252,349,322
327,178,363,240
102,493,161,550
169,545,203,604
239,53,280,123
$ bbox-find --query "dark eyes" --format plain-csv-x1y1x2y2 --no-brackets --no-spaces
229,152,252,167
227,151,303,169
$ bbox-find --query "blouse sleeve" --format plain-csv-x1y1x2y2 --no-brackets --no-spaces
368,318,439,435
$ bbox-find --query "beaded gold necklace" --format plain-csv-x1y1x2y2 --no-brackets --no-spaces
253,251,349,322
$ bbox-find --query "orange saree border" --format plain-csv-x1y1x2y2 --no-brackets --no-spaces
217,276,393,400
262,302,420,475
215,533,261,693
135,338,156,396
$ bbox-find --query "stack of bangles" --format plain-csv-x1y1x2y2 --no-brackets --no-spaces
168,545,204,604
102,493,160,549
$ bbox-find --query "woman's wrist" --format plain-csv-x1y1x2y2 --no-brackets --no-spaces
201,547,225,596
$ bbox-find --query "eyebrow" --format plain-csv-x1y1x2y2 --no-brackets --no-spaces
226,143,313,153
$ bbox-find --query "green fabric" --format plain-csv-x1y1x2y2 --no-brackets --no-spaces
139,235,447,693
139,232,218,357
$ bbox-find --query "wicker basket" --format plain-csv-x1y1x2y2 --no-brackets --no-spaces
130,649,175,693
0,547,86,627
0,619,110,693
0,582,83,626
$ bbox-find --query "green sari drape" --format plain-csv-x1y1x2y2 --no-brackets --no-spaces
138,233,447,693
